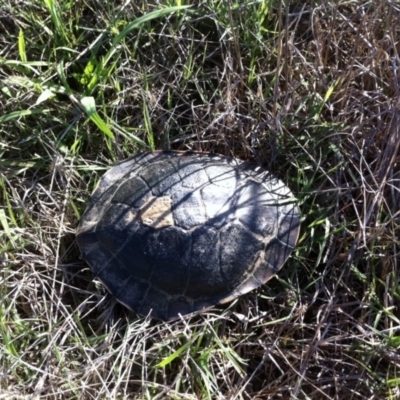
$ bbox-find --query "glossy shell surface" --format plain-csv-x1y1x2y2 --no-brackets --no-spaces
76,151,300,320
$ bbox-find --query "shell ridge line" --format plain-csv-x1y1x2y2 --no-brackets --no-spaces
137,258,159,316
88,237,114,276
101,169,143,217
136,164,175,228
140,160,181,196
83,181,120,248
217,227,229,290
236,217,266,241
93,223,136,276
138,173,154,193
114,211,141,255
182,231,194,297
277,208,300,246
251,247,268,285
94,245,134,289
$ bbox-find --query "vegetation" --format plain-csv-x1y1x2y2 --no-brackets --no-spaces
1,0,399,398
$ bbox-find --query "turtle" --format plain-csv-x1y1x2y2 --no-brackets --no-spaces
76,151,300,320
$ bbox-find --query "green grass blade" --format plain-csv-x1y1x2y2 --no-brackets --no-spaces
112,6,191,46
155,341,191,368
142,101,155,151
35,89,56,105
18,29,27,63
108,120,148,148
43,0,68,44
0,109,48,124
0,58,48,67
56,60,72,95
0,209,12,240
80,96,114,139
86,5,191,94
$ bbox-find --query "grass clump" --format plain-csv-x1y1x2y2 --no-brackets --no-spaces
1,0,400,398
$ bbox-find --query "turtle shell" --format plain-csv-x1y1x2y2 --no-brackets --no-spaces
76,151,300,320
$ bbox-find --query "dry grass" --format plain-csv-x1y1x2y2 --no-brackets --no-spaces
1,0,400,399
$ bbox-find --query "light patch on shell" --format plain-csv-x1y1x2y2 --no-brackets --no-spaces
122,209,139,224
140,196,174,228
